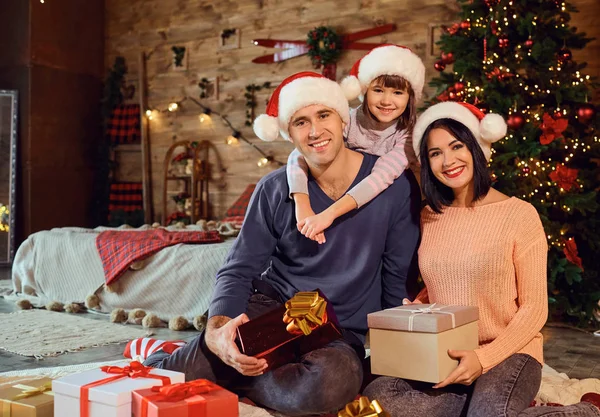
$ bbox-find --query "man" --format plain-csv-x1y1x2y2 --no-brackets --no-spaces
144,71,420,416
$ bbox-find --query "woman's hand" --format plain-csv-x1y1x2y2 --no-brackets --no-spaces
433,350,483,388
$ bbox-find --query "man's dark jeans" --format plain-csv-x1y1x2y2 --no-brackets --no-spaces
144,294,363,416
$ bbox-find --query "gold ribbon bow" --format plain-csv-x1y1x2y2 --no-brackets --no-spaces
338,396,386,417
11,382,54,400
283,292,328,336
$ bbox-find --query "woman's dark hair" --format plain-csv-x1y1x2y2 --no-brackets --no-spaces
361,74,417,133
419,118,492,213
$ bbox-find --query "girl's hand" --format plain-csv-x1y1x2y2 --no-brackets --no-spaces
433,350,483,388
298,212,334,243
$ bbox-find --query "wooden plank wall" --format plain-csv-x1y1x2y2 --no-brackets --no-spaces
105,0,600,223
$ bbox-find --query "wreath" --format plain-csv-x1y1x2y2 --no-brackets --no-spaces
306,26,342,68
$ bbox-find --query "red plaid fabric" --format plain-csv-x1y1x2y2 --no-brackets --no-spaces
109,182,143,213
96,229,222,286
225,184,256,217
107,104,141,145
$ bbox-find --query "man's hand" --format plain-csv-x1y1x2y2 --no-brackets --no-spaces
204,314,268,376
433,350,483,388
298,211,334,243
402,297,423,305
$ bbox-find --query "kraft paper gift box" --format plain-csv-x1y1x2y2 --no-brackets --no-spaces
131,379,238,417
52,362,184,417
236,291,342,370
0,378,54,417
368,304,479,384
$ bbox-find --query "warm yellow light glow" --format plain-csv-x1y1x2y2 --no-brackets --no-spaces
257,157,270,168
226,136,239,145
168,103,179,112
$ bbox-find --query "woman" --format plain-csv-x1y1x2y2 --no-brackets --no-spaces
363,101,600,417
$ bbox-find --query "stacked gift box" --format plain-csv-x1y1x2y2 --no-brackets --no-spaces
41,361,239,417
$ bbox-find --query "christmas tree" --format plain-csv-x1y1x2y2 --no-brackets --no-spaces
428,0,600,327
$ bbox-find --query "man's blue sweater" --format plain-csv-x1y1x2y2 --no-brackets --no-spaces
209,153,420,342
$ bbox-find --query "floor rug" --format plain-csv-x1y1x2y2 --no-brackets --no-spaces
0,309,148,358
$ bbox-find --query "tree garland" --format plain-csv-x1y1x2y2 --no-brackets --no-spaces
306,26,342,68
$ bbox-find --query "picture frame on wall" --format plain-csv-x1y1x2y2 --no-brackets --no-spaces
219,28,240,51
171,45,189,71
428,23,451,58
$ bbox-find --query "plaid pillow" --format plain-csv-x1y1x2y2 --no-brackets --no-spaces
225,184,256,217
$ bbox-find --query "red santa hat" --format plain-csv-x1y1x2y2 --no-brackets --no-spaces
253,71,350,142
340,44,426,102
412,101,507,161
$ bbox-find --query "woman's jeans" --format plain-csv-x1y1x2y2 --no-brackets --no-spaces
364,353,600,417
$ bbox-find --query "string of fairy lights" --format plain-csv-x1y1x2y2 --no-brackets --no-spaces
447,0,598,249
144,96,284,168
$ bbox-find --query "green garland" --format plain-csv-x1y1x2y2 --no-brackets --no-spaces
306,26,342,68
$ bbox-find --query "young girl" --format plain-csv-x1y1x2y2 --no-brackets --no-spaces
285,45,425,243
364,101,600,417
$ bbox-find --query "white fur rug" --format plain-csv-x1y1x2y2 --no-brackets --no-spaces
0,309,148,358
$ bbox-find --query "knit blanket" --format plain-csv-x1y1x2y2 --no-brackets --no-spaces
11,225,234,321
96,229,221,286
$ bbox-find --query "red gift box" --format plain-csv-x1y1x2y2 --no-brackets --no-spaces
236,290,342,370
131,379,238,417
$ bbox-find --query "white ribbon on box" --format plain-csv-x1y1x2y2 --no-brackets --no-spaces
401,303,457,332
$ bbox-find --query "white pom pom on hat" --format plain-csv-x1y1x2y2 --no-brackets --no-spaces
253,114,280,142
340,44,426,102
252,71,350,142
480,113,507,144
412,101,507,162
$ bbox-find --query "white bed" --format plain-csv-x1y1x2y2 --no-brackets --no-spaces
11,225,235,321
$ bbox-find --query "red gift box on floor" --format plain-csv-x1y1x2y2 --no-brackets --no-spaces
236,290,342,370
131,380,238,417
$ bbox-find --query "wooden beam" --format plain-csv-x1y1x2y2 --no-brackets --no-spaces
138,51,153,224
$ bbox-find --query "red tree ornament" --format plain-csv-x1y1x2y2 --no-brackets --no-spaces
563,238,584,271
558,47,572,63
484,0,499,7
524,39,534,48
454,82,465,91
498,36,509,48
460,21,471,30
434,60,446,72
577,103,596,123
490,22,498,35
445,23,460,35
436,91,450,102
507,114,525,130
441,52,455,64
540,113,568,145
549,164,579,191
